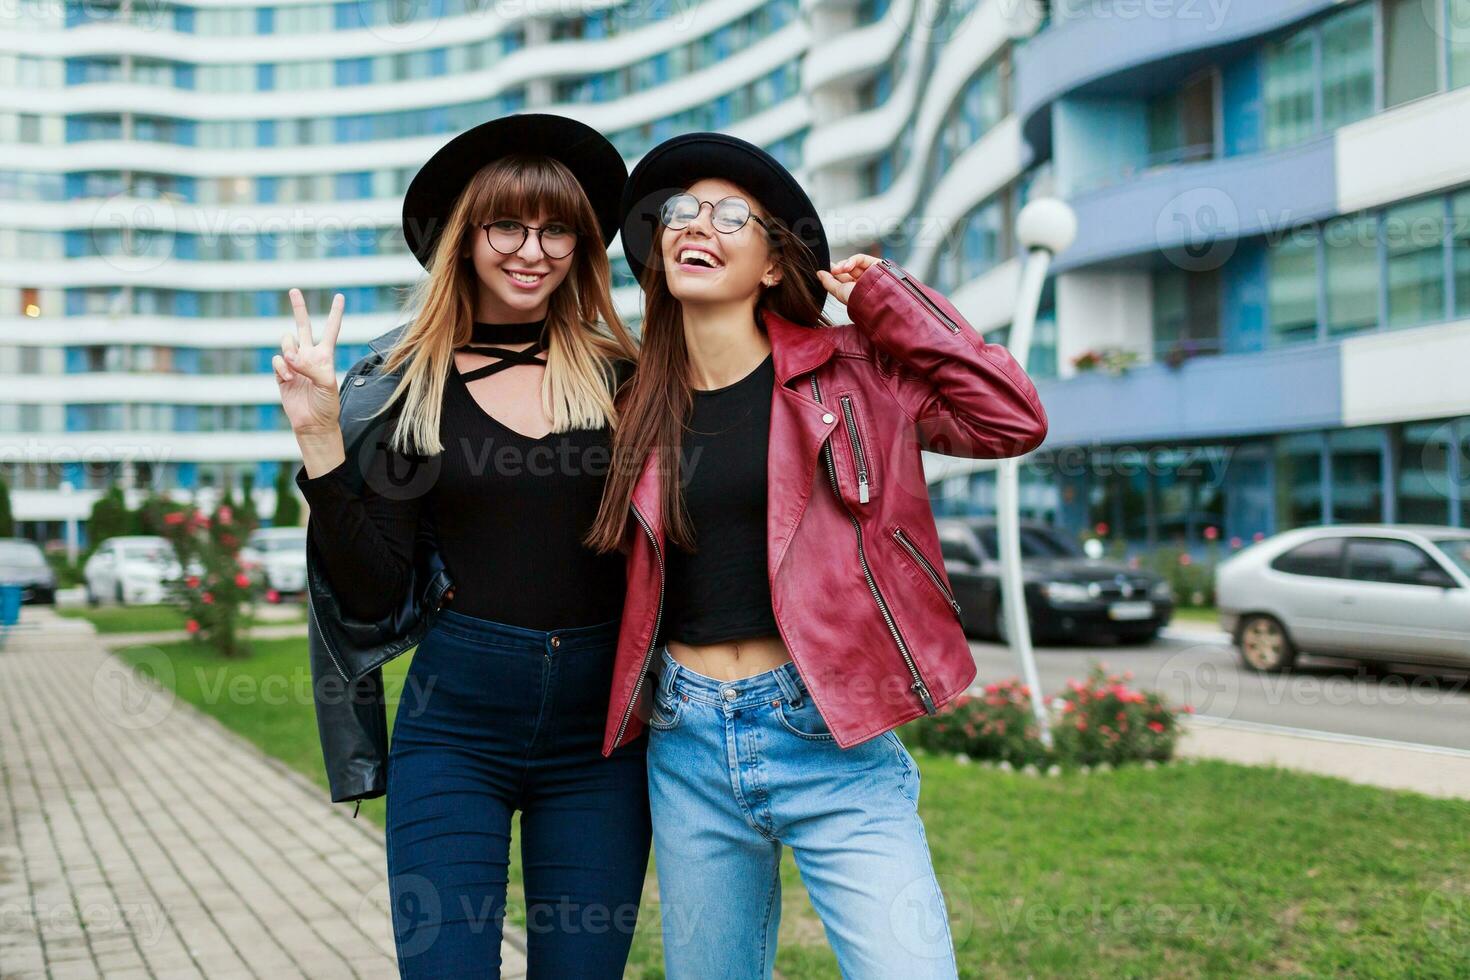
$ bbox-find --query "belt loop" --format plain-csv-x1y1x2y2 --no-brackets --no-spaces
773,664,802,708
658,647,678,698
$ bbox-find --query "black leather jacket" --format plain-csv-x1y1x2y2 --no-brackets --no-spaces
302,321,453,808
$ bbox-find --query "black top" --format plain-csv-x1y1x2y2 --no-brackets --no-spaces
661,351,780,646
295,320,628,631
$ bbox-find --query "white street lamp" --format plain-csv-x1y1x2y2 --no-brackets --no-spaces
996,198,1076,748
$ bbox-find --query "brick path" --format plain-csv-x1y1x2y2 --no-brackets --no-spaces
0,607,529,979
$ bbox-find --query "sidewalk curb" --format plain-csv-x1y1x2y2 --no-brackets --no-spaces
1179,715,1470,800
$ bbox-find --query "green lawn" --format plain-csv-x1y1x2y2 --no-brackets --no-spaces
1171,606,1222,627
114,636,1470,979
59,602,303,633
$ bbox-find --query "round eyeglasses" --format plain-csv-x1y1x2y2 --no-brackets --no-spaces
658,193,772,235
479,219,578,259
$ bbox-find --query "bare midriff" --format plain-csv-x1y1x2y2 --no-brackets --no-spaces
665,634,792,681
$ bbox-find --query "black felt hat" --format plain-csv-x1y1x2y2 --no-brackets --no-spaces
401,113,627,270
619,131,830,307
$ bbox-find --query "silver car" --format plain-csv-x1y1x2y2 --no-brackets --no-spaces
1216,525,1470,672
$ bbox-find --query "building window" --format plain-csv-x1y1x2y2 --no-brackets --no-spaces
1276,434,1324,527
1329,427,1385,523
1152,267,1221,359
1263,28,1316,149
1268,236,1318,345
1454,0,1470,90
1147,70,1217,166
1320,2,1375,129
1397,422,1453,524
1384,197,1447,328
1324,213,1379,338
1384,0,1440,107
1455,190,1470,318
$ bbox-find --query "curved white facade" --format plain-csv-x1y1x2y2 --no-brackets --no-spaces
0,0,1035,535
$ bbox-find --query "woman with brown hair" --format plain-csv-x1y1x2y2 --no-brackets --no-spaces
587,132,1049,977
274,114,648,978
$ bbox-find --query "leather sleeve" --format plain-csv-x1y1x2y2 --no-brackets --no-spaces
845,259,1048,460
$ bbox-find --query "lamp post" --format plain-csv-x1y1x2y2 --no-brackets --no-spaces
996,198,1076,749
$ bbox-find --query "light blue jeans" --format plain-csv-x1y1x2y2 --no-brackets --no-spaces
645,645,959,979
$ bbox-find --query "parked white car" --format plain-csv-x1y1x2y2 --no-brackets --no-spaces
1216,525,1470,673
239,527,308,598
83,535,186,606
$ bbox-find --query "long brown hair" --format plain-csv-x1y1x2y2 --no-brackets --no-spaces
586,201,828,554
368,155,639,454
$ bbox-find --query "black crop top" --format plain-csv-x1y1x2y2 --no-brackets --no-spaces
295,321,630,631
660,351,780,646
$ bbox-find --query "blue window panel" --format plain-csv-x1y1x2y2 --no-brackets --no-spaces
334,2,358,30
173,7,194,32
65,173,86,198
429,47,448,76
64,407,84,432
257,235,276,260
178,175,198,203
652,53,670,84
176,120,196,146
174,348,200,373
257,6,274,33
257,119,276,147
335,57,369,86
428,0,445,16
1222,50,1264,158
257,176,278,204
173,233,198,261
175,292,200,317
64,230,86,259
175,64,194,89
257,63,275,91
177,462,197,487
1223,239,1269,353
335,171,371,200
257,348,275,372
66,290,84,316
256,460,276,489
254,292,276,317
62,463,84,485
65,348,86,372
65,60,85,85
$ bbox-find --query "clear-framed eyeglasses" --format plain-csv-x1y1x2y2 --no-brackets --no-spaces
658,193,772,235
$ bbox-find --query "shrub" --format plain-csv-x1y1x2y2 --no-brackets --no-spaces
906,663,1193,770
153,499,260,657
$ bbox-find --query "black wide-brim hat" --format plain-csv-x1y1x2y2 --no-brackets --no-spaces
619,131,830,308
401,112,626,270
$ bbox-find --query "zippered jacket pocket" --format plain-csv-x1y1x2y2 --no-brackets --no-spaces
891,525,962,622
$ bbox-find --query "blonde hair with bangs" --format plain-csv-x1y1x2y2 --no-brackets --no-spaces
369,155,638,456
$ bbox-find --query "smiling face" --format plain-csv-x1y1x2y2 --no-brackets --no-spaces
467,210,576,322
658,177,781,307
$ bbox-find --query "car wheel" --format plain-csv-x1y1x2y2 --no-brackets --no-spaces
1116,625,1161,645
86,582,99,607
1237,614,1296,672
114,580,126,607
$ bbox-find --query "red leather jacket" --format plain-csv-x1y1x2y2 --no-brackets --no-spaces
601,258,1049,756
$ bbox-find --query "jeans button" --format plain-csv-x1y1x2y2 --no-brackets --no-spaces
722,687,737,701
550,636,561,649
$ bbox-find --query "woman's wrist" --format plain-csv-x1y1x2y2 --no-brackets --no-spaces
295,427,346,479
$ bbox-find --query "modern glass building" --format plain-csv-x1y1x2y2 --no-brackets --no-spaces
3,0,1467,553
922,0,1470,554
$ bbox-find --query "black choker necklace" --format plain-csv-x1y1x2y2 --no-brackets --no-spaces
469,319,546,344
456,318,549,384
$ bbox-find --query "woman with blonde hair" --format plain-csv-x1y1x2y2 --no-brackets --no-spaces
274,114,647,977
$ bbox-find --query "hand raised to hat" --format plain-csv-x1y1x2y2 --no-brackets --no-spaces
817,253,882,306
274,288,344,438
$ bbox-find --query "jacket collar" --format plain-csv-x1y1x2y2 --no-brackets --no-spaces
763,307,839,388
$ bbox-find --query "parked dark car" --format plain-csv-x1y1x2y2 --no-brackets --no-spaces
0,538,58,605
933,518,1174,644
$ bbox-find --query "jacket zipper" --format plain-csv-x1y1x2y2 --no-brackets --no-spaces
811,373,937,715
304,578,352,683
879,258,960,333
613,502,665,747
892,526,962,620
838,394,870,504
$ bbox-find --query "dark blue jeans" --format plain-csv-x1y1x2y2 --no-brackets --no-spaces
384,608,651,978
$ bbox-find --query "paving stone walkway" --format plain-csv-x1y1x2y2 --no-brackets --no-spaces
0,606,528,979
